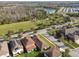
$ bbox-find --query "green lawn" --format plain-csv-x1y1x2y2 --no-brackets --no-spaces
61,39,75,49
71,42,79,47
0,21,37,36
37,34,56,47
16,50,43,57
0,14,66,36
0,19,50,36
60,36,79,49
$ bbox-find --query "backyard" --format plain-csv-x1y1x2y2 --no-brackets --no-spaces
16,50,44,57
37,34,56,47
60,35,79,49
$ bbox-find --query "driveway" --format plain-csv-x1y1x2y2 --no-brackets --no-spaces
69,48,79,57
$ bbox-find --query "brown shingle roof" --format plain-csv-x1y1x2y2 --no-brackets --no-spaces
21,36,36,51
45,46,61,57
31,35,47,50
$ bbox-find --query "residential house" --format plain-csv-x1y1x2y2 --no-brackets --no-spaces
8,37,23,56
74,32,79,44
63,27,79,35
44,46,61,57
31,35,49,51
0,41,9,57
62,27,79,44
21,36,36,53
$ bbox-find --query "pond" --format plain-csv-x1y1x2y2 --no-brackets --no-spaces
44,8,56,14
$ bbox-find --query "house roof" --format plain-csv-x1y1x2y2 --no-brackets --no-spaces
74,35,79,41
75,31,79,35
31,35,47,49
21,36,36,51
45,46,61,57
65,27,79,35
64,27,79,41
67,33,75,40
0,41,9,56
8,37,23,51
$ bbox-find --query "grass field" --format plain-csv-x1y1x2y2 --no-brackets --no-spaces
0,19,50,36
37,34,56,47
0,21,38,36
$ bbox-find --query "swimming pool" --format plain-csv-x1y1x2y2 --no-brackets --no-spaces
44,8,56,14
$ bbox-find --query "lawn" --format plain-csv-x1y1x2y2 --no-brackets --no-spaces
0,19,50,36
0,14,66,36
16,50,44,57
63,39,79,48
61,39,75,49
0,21,37,36
60,36,79,49
37,34,56,47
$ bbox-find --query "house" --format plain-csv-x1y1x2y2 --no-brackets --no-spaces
31,35,49,51
62,26,79,35
44,46,61,57
8,37,23,56
74,33,79,44
62,27,79,44
66,33,79,44
21,36,36,53
0,41,9,57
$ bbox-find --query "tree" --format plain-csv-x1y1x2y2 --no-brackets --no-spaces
47,28,61,38
62,49,70,57
18,29,24,38
3,35,9,41
6,30,14,38
47,29,56,36
35,10,47,19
